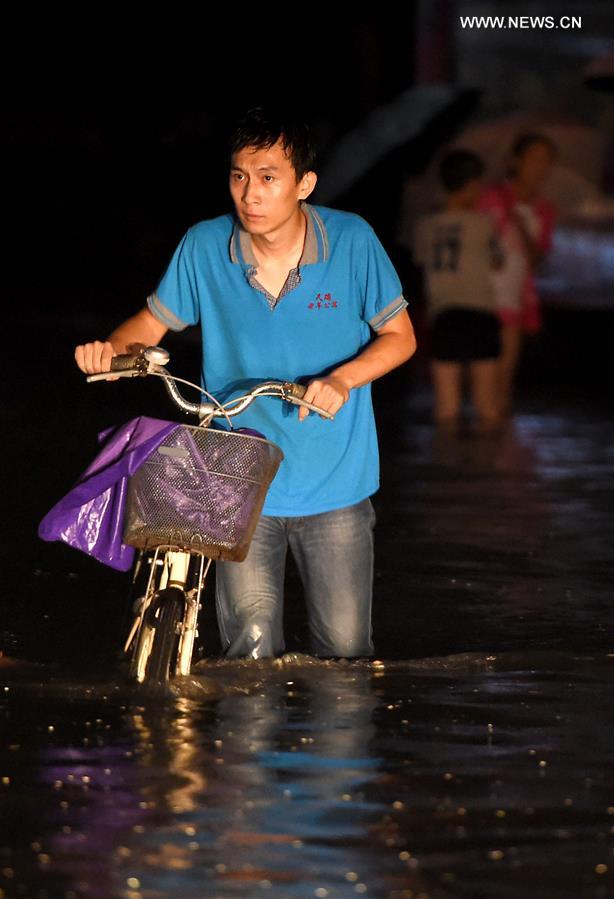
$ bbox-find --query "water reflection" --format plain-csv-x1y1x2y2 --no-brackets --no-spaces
131,697,207,816
1,651,613,898
117,665,400,898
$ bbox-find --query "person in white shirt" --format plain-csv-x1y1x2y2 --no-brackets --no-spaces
414,150,503,433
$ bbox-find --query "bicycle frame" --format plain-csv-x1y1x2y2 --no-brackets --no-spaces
87,346,331,685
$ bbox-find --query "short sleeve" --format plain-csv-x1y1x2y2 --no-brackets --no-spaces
147,229,200,332
357,225,407,331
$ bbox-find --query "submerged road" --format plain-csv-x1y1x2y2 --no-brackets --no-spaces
1,317,612,897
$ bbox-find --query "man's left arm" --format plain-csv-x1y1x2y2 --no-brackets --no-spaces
298,310,417,421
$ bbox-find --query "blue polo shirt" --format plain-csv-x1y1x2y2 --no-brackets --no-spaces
147,203,407,516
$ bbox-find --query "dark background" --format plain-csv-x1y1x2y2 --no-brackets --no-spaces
7,4,417,320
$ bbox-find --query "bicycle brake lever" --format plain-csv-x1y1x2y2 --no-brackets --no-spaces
86,369,144,382
282,392,335,420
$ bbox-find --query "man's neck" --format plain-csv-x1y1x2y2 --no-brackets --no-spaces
249,206,307,264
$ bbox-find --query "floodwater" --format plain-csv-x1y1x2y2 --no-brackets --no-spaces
1,650,613,899
2,341,614,898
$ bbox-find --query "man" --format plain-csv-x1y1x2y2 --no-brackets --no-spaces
75,107,416,660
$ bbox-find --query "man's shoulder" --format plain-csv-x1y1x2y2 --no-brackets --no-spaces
309,204,375,239
186,213,235,244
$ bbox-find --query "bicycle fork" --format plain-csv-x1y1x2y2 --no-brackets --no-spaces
125,548,211,681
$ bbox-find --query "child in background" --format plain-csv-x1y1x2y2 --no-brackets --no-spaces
414,149,502,433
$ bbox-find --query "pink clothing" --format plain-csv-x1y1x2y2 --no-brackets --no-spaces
478,183,555,332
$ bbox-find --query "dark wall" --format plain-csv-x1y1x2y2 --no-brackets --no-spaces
6,5,416,320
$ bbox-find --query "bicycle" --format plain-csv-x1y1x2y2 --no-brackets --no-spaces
86,345,331,685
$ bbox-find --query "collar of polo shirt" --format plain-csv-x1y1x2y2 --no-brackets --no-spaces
228,202,330,309
229,201,330,269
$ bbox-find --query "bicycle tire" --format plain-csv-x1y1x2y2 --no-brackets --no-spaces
143,587,185,684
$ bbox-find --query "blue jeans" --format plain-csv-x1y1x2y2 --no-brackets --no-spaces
215,498,376,659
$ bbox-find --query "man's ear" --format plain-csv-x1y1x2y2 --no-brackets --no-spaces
298,171,317,201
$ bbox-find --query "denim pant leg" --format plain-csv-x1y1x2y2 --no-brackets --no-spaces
288,498,376,658
215,515,288,659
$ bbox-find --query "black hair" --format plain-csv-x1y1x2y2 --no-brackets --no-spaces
438,149,485,193
506,132,557,176
229,106,317,181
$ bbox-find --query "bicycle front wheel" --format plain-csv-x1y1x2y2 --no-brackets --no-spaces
141,587,185,685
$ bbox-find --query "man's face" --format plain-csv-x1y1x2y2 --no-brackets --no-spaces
229,140,315,236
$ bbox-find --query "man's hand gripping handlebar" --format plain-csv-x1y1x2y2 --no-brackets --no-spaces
85,346,335,421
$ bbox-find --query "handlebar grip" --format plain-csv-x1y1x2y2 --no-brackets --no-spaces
284,381,307,400
110,354,140,371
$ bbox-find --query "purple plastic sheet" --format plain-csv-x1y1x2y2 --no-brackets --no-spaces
38,417,178,571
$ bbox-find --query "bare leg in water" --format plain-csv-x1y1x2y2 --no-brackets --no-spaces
431,361,462,431
470,359,501,433
498,324,522,417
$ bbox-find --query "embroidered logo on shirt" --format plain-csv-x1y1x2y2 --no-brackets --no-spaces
308,293,338,310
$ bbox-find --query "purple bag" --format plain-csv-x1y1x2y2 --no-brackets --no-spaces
38,417,178,571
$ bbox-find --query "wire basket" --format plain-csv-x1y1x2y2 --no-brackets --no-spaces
123,425,284,561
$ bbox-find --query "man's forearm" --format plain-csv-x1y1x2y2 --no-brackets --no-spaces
331,330,417,391
75,307,170,374
107,308,168,354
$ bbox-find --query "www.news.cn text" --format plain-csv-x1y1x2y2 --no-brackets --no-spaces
459,15,581,30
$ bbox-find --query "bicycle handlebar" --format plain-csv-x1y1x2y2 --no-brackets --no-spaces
87,347,334,421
